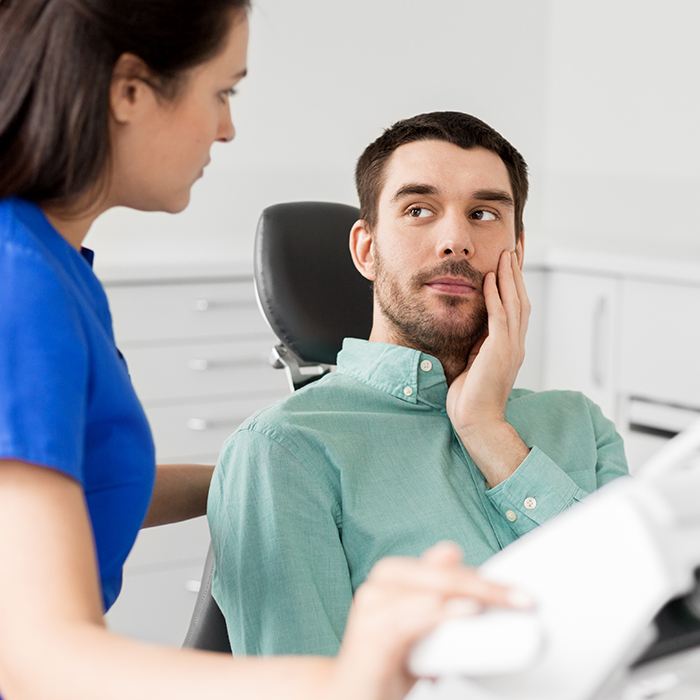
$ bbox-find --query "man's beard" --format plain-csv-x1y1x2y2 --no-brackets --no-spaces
374,253,488,363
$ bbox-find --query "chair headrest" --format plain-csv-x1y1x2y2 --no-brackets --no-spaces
254,201,373,366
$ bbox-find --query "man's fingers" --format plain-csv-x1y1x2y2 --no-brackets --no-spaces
511,252,531,349
483,272,507,337
497,249,520,335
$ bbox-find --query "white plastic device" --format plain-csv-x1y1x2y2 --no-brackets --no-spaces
407,418,700,700
409,609,544,677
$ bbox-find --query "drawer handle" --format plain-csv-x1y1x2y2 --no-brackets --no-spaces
185,579,202,594
188,358,211,372
188,356,268,372
193,298,212,312
591,297,607,388
187,418,210,431
186,417,240,432
192,298,253,312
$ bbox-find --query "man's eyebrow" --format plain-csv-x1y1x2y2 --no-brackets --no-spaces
232,68,248,79
391,183,440,202
472,189,514,207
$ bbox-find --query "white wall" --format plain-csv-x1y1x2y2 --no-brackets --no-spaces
88,0,700,270
542,0,700,258
89,0,551,268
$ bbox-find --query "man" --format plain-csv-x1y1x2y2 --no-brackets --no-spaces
207,111,628,656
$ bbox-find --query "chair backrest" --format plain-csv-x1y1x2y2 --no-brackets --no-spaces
183,201,373,651
182,543,230,651
254,200,373,367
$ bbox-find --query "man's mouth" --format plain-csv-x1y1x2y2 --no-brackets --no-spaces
425,276,478,296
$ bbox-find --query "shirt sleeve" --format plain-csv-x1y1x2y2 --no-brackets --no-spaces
485,396,629,537
0,246,88,479
207,425,353,656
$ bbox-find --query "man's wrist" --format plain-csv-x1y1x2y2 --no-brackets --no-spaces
457,420,530,488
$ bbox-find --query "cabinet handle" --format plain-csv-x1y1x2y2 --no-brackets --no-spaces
591,297,607,388
186,418,210,431
188,358,210,371
187,356,267,372
184,579,202,594
186,417,242,432
192,298,252,312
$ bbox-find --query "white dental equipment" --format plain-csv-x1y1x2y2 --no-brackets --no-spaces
408,418,700,700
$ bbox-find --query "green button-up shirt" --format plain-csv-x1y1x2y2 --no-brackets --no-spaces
208,338,628,656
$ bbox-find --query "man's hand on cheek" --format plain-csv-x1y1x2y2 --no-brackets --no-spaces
446,249,531,487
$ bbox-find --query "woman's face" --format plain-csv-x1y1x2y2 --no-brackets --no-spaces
109,13,249,213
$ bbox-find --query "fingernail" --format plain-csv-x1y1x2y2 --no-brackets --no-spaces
445,598,482,616
507,590,536,609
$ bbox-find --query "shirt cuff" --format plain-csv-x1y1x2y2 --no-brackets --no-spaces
485,446,587,536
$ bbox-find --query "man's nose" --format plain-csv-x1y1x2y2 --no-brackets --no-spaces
435,213,474,258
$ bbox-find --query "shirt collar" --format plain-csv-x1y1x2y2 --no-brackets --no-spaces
336,338,448,410
81,247,95,267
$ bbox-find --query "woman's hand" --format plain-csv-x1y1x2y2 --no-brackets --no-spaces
329,541,531,700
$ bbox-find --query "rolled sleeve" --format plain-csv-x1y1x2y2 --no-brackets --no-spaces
485,446,587,536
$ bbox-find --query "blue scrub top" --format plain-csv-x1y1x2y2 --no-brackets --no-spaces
0,197,156,611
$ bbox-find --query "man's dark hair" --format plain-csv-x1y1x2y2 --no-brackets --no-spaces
355,111,528,239
0,0,250,205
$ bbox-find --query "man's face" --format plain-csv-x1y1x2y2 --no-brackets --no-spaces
358,139,523,358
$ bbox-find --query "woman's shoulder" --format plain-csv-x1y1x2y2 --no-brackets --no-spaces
0,198,57,269
0,198,88,307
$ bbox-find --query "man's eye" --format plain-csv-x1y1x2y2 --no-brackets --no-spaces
470,209,497,221
407,207,431,218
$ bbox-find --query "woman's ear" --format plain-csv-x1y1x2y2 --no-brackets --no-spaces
109,53,156,124
349,219,376,282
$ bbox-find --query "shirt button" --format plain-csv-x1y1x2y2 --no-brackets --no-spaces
420,360,433,372
403,386,414,397
523,497,537,510
505,510,517,522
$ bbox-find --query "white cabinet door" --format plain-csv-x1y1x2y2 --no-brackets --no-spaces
619,279,700,409
542,271,620,420
517,267,546,391
106,561,206,645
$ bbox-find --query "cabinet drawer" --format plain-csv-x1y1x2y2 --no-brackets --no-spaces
125,516,210,571
619,280,700,407
147,396,282,461
125,339,289,403
108,280,270,344
106,561,206,645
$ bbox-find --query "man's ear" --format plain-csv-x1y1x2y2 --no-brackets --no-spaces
349,219,376,282
110,53,158,125
515,230,525,269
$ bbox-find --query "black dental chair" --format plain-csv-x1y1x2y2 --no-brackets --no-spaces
183,201,372,651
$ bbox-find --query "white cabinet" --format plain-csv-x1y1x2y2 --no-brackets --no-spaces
619,279,700,408
103,270,289,645
538,255,700,473
542,271,620,419
516,266,546,391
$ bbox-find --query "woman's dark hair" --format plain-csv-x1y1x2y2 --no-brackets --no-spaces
356,111,529,239
0,0,250,204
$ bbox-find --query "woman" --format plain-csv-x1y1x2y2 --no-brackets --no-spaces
0,2,527,698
